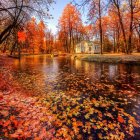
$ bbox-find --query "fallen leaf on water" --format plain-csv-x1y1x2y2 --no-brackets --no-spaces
118,115,125,123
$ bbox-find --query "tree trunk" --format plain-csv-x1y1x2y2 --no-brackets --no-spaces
10,42,16,55
99,0,103,54
128,0,134,54
113,0,128,54
113,30,116,53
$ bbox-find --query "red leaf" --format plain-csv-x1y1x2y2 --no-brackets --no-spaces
118,115,125,123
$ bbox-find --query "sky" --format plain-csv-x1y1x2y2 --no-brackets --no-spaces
47,0,71,35
47,0,87,35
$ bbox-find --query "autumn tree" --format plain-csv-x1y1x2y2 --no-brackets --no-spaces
25,18,49,54
110,0,140,54
58,4,84,53
0,0,54,55
107,6,121,53
45,29,54,54
127,0,140,53
26,18,38,54
133,11,140,51
37,21,46,53
75,0,108,54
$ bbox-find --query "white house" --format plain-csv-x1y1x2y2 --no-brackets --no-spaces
75,40,100,54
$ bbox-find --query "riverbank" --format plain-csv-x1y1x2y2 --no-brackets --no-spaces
73,53,140,64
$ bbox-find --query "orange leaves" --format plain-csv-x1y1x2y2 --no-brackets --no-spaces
76,121,83,127
54,119,63,127
108,123,114,130
3,120,11,127
118,115,125,123
58,3,84,52
128,116,139,128
10,133,19,138
39,127,47,139
25,18,48,54
18,31,26,43
10,115,15,120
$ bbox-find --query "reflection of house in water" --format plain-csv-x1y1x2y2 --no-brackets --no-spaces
109,65,118,80
75,59,82,70
75,40,100,54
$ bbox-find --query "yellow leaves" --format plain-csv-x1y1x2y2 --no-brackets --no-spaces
66,106,71,112
108,123,114,130
85,122,91,134
85,113,90,119
54,120,63,127
106,113,113,119
128,116,139,128
98,133,103,139
103,127,108,131
66,119,71,125
73,126,80,134
89,108,94,115
56,126,69,138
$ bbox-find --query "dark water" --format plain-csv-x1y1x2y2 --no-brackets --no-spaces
12,55,140,92
11,55,140,139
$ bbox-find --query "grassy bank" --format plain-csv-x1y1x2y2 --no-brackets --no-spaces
73,53,140,64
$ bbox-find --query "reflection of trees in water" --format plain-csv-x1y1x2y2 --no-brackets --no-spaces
12,56,140,90
100,63,105,82
98,63,117,83
125,64,133,84
73,60,135,84
118,64,134,84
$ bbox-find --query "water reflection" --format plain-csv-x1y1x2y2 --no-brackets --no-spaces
73,59,140,84
13,56,140,86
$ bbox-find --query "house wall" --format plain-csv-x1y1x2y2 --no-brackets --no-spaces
75,44,81,53
94,45,101,53
75,41,101,54
84,43,89,53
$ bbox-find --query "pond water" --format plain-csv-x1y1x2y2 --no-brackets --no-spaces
11,55,140,139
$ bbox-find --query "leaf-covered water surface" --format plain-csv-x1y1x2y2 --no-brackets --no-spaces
0,56,140,139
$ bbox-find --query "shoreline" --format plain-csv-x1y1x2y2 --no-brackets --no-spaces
73,53,140,64
1,53,140,64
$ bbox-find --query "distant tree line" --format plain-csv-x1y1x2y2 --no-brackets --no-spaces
0,0,140,55
58,0,140,54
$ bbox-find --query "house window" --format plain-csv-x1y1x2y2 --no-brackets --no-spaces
89,47,91,51
95,46,98,50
